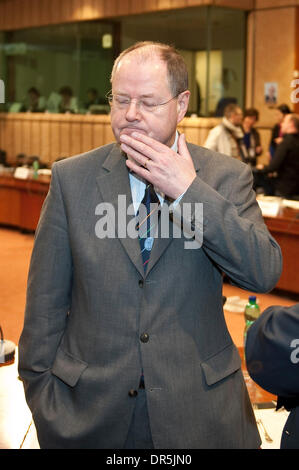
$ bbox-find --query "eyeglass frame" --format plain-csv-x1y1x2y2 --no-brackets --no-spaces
106,90,186,113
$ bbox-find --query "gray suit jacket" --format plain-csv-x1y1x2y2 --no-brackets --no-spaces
18,141,282,449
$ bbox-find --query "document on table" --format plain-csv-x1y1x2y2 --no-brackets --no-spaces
254,406,289,449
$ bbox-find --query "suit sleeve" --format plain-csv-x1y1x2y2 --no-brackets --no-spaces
245,304,299,397
176,162,282,293
18,163,73,411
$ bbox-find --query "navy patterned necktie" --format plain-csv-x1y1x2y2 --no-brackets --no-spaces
136,183,160,272
137,183,160,389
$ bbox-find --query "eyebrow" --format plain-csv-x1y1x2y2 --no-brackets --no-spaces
114,92,156,99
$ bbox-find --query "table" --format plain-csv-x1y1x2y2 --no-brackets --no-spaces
0,172,50,231
0,349,39,449
238,346,276,404
264,206,299,294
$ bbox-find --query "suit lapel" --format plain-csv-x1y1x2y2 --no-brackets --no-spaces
96,144,144,277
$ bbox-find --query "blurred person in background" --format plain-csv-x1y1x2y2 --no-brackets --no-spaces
242,108,262,168
204,104,248,162
21,87,46,113
84,88,101,109
255,113,299,199
58,86,78,114
269,104,291,159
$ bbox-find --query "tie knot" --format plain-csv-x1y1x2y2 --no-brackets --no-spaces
143,184,159,205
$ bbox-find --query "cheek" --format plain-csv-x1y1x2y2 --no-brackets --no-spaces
110,112,121,134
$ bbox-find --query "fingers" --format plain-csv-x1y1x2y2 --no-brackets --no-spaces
120,133,160,162
177,132,185,154
121,141,151,168
125,158,154,182
177,133,189,158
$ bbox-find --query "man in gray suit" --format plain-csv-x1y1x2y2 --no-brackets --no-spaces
19,41,282,449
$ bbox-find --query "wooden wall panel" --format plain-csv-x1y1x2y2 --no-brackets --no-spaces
50,0,64,25
129,0,147,14
157,0,173,9
0,113,273,167
22,118,31,157
251,7,295,125
13,118,22,156
81,122,93,153
214,0,254,8
40,118,51,163
29,0,40,27
255,0,299,8
59,121,71,158
92,0,105,18
71,0,84,21
92,120,105,149
31,119,41,157
51,119,61,161
140,0,159,12
0,0,256,31
70,121,82,155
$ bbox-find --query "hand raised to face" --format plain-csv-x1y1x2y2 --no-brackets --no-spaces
120,132,196,200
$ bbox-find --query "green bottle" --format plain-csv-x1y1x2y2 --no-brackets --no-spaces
244,295,260,346
33,159,39,179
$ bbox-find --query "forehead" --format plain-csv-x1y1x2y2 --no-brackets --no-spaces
245,114,256,120
112,52,170,94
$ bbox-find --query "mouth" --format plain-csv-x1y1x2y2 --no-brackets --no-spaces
120,128,148,137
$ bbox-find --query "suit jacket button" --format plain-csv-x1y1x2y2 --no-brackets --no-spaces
128,389,138,397
140,333,149,343
138,280,144,288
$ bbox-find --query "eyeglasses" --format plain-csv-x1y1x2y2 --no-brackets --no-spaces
106,91,183,113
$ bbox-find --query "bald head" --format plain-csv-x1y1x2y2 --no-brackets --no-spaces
282,113,299,134
111,41,188,98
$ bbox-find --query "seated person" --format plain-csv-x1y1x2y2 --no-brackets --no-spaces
0,149,7,166
242,108,262,167
246,303,299,449
16,153,28,167
22,88,46,113
85,88,101,109
254,113,299,199
85,88,109,114
27,156,48,170
58,86,78,114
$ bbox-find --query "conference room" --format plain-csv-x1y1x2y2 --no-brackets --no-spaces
0,0,299,452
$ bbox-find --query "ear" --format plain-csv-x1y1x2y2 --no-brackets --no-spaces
176,90,190,124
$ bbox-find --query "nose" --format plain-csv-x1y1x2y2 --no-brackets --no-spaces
125,100,141,122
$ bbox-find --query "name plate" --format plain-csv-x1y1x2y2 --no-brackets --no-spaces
14,167,30,180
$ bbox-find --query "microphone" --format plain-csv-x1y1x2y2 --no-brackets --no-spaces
0,325,16,366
